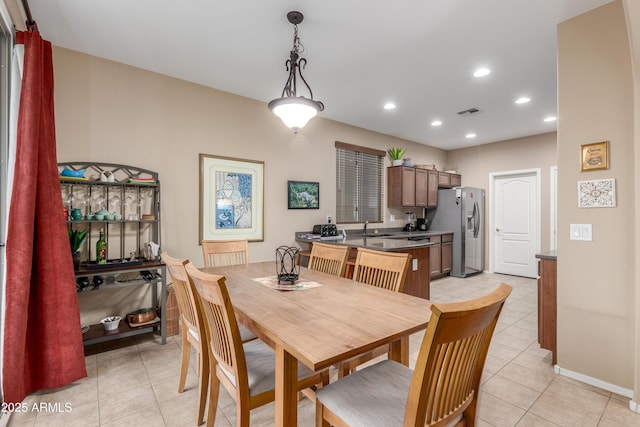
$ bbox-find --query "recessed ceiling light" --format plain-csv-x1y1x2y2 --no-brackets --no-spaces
383,102,396,110
473,68,491,77
431,120,442,127
515,97,531,104
466,133,476,139
544,116,557,122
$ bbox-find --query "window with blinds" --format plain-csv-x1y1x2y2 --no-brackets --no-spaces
335,141,385,224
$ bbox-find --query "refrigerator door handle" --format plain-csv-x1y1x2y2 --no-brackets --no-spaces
473,202,480,238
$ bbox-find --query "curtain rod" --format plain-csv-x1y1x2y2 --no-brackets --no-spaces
21,0,37,31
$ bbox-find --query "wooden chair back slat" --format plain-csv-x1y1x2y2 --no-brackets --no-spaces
404,283,512,426
352,248,410,292
202,239,249,268
307,242,350,277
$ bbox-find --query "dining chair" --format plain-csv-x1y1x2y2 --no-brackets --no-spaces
351,247,410,292
184,262,328,427
307,242,351,277
316,283,513,427
339,248,411,376
161,252,210,426
201,239,249,268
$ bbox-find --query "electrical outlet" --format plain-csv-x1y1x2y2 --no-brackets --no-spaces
326,215,332,224
390,214,396,221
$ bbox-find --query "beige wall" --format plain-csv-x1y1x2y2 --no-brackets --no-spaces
52,47,447,322
557,0,635,390
447,132,557,267
622,0,640,403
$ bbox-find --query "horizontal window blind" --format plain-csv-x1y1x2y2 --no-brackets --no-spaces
335,142,384,224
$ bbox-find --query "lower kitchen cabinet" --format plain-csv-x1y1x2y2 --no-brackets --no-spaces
430,233,453,279
441,234,452,274
537,253,557,364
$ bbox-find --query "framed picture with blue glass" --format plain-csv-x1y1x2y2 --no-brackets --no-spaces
199,154,264,242
288,181,319,209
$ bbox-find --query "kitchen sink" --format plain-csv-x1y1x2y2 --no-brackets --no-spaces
362,233,392,237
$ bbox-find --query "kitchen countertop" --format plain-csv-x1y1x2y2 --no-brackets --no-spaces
535,250,557,261
295,230,454,251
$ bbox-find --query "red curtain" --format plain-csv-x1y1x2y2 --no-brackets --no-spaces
3,30,86,403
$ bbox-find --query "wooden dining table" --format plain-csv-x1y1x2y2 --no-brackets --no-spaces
202,261,432,427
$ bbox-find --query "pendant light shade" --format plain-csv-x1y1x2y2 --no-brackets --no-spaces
268,11,324,133
268,96,321,133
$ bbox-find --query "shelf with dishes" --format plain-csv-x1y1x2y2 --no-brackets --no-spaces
60,161,166,345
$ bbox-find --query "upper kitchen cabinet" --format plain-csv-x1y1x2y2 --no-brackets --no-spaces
415,168,428,207
388,166,440,208
438,172,462,188
427,170,438,207
388,166,415,207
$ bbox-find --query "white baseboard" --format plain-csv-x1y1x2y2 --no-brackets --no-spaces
554,365,634,398
630,400,640,413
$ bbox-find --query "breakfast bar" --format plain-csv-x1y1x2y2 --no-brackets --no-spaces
296,230,452,299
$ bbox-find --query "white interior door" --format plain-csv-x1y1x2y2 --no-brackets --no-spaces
492,170,540,278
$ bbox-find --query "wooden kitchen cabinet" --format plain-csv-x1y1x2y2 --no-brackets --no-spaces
430,233,453,279
437,172,462,188
429,235,441,277
387,166,416,207
427,170,438,207
415,168,428,207
438,172,451,187
441,234,452,274
537,253,557,364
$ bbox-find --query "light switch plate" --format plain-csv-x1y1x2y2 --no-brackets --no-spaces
412,259,418,271
570,223,592,241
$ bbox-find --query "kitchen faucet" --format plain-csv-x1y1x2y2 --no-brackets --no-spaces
363,220,368,235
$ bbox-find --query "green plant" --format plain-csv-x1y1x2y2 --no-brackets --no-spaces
387,147,407,160
69,229,87,253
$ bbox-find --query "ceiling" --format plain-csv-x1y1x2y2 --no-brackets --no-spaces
26,0,612,150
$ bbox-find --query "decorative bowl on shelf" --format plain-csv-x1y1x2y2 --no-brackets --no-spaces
127,307,157,325
85,214,94,220
101,316,122,331
113,214,122,221
104,214,115,221
94,214,105,220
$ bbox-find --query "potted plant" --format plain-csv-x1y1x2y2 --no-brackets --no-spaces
69,229,87,269
388,147,407,166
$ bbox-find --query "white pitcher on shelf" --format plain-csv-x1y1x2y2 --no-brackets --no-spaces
100,170,115,183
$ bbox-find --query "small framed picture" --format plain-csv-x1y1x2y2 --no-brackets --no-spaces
288,181,319,209
580,141,609,171
577,178,616,208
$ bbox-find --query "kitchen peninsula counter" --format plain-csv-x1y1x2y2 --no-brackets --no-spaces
295,230,453,300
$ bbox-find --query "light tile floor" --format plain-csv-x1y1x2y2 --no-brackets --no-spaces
7,272,640,426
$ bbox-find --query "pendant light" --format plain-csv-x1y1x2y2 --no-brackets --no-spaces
268,11,324,133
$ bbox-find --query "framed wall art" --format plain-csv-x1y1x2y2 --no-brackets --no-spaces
580,141,609,171
287,181,319,209
199,154,264,242
577,178,616,208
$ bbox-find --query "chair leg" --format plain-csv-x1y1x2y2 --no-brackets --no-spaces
205,363,220,427
179,324,191,393
315,399,330,427
236,402,251,427
196,347,209,425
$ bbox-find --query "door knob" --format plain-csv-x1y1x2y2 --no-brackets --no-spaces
496,227,501,232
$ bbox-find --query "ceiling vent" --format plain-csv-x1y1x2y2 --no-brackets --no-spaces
457,107,481,116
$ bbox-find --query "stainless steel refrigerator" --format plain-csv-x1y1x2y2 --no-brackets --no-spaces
427,187,485,278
